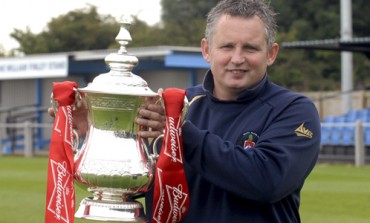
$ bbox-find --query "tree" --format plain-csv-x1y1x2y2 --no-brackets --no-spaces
10,5,119,54
8,5,168,53
128,17,165,47
159,0,218,46
270,0,370,91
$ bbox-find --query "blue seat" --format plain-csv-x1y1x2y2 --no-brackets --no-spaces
357,109,368,122
345,110,357,123
321,124,331,145
321,108,370,146
321,116,335,145
322,116,335,123
329,116,346,145
364,127,370,145
341,126,355,145
330,131,342,145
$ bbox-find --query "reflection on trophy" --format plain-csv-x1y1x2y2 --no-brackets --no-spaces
72,16,159,222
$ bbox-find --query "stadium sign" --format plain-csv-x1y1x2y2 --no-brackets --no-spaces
0,54,68,80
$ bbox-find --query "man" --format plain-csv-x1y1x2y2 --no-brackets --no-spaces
136,0,321,222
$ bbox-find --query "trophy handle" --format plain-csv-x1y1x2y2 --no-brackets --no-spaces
72,130,80,153
152,134,163,160
138,126,161,165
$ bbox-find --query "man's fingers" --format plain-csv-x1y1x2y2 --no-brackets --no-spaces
138,106,165,122
48,107,55,117
135,117,164,131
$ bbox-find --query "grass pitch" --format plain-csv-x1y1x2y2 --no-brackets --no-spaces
0,156,370,223
300,163,370,223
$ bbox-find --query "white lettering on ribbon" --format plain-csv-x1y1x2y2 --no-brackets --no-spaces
55,162,68,220
47,160,71,223
165,117,184,163
66,105,73,147
153,168,165,223
169,117,178,162
171,184,184,222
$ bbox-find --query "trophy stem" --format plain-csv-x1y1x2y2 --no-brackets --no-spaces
75,187,147,222
90,189,134,202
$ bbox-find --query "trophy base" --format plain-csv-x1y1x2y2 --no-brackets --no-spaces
75,197,148,222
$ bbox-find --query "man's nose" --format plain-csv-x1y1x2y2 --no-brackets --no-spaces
231,49,245,64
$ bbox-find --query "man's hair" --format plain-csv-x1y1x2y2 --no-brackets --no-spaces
205,0,277,48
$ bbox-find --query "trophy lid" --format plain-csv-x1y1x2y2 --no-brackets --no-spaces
79,16,157,96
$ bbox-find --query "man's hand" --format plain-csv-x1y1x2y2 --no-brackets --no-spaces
48,98,89,137
135,89,165,138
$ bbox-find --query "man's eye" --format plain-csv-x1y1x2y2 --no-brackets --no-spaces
221,45,233,49
244,46,258,52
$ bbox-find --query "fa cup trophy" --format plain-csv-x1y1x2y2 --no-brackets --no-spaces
72,17,159,222
47,14,190,223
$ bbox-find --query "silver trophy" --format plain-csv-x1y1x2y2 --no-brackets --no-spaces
71,16,160,222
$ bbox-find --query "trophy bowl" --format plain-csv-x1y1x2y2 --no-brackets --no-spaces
72,16,159,222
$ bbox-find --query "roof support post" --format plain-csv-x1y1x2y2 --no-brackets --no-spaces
340,0,353,114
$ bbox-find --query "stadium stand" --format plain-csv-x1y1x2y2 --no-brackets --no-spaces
321,107,370,146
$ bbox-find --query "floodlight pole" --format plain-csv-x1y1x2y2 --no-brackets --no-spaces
340,0,353,114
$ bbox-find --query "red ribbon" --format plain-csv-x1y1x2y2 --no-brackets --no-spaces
45,81,77,223
152,88,190,223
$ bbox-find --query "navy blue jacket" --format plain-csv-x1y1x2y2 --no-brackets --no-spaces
147,70,321,223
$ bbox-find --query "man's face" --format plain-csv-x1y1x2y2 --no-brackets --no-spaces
201,14,279,100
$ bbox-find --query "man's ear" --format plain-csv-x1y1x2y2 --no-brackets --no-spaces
267,43,279,66
201,38,210,63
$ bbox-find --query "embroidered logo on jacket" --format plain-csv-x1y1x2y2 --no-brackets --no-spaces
242,132,259,149
295,123,313,139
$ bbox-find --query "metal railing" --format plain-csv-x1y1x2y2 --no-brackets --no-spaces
1,121,368,167
0,122,53,157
